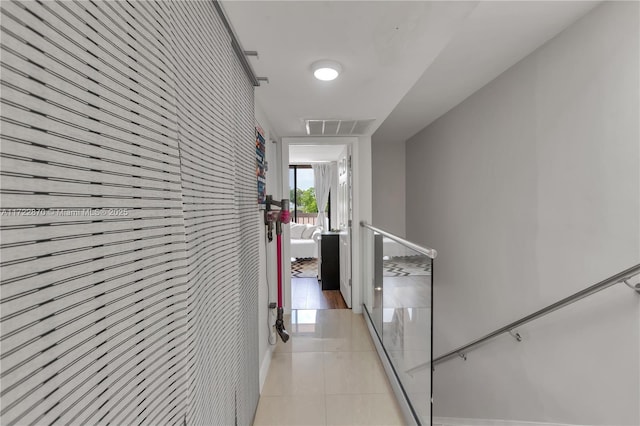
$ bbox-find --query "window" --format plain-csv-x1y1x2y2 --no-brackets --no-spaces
289,165,330,227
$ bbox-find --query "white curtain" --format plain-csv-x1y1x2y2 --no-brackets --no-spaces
313,163,332,229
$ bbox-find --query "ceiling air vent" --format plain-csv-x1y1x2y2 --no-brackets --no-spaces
305,119,376,136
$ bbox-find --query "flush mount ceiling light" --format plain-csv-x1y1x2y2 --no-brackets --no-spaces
312,60,342,81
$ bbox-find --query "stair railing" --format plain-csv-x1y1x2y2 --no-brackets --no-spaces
407,263,640,375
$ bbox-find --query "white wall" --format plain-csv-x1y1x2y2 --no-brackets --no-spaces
255,102,281,391
372,135,406,237
405,2,639,424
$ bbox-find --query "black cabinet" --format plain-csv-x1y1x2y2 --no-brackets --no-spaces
320,233,340,290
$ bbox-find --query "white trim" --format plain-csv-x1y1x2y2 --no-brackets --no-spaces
259,344,273,393
433,417,593,426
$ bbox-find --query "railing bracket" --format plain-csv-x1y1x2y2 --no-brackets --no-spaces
623,279,640,293
509,330,522,342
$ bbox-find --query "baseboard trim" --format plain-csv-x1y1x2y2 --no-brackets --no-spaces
259,345,273,393
433,417,592,426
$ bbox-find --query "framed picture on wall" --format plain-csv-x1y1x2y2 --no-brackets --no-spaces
256,126,266,206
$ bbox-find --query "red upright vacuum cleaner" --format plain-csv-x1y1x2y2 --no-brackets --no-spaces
264,195,291,343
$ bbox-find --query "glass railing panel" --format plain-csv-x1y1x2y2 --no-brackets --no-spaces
381,244,432,425
361,223,434,425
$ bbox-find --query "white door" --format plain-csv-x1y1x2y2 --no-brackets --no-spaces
337,146,352,307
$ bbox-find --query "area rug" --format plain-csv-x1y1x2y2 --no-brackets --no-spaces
383,255,432,277
291,258,318,278
292,256,431,278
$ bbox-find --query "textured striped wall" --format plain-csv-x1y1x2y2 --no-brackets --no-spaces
167,1,258,424
231,38,260,426
0,1,258,425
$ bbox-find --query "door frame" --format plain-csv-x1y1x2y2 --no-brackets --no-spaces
281,136,372,314
337,144,352,307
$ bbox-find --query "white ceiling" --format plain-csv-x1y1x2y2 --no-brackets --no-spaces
373,1,598,145
223,1,478,137
223,1,598,141
289,144,345,163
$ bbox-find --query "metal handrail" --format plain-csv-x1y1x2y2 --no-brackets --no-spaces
360,221,437,259
406,263,640,375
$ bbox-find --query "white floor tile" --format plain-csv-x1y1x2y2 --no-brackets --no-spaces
255,309,420,426
325,394,405,426
322,312,374,352
323,351,390,395
262,352,325,396
253,395,326,426
274,310,327,353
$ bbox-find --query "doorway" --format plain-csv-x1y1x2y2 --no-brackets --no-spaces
288,144,352,310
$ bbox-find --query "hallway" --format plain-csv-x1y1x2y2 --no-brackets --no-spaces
1,1,638,424
254,309,404,425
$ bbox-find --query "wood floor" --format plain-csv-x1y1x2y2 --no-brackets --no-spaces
291,277,348,310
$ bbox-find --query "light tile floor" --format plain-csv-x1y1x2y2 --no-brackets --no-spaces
253,309,405,426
